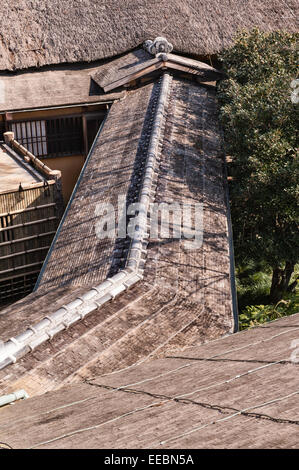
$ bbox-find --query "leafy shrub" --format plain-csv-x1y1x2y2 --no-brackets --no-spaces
239,292,298,330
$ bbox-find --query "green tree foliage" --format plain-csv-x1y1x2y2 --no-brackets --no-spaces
236,261,298,329
217,29,299,302
239,295,298,330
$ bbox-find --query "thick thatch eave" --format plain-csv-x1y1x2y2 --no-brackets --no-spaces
0,0,297,72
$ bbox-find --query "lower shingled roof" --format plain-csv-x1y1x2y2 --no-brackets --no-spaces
0,312,298,449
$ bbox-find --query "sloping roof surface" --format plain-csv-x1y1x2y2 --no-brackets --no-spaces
0,0,297,71
0,76,234,396
37,82,155,291
0,312,298,449
0,144,41,192
92,49,155,90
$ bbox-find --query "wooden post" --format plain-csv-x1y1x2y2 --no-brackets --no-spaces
82,114,89,158
3,131,14,145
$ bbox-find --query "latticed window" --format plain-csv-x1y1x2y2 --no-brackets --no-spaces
10,116,84,158
11,121,48,156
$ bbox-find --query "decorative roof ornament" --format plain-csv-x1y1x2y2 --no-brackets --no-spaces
143,37,173,61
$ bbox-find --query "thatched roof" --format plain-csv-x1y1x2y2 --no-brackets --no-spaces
0,311,298,449
0,0,297,71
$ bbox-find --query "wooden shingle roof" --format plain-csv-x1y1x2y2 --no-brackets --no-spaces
0,74,235,396
0,63,125,113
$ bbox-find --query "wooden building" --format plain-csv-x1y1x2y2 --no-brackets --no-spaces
0,65,124,202
0,133,63,306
